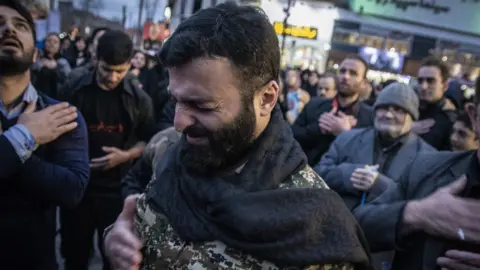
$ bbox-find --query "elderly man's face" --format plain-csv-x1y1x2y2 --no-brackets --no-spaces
374,105,413,139
169,57,266,173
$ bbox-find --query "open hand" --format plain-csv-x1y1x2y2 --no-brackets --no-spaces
412,119,435,135
18,102,78,145
319,109,356,136
437,250,480,269
410,176,480,242
90,146,131,170
351,165,379,191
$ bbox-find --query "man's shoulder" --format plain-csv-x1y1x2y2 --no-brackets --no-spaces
280,165,330,189
38,94,88,136
307,97,333,107
336,127,370,142
145,127,182,166
412,150,471,172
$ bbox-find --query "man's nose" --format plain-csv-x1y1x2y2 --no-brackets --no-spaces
420,81,429,90
173,104,195,133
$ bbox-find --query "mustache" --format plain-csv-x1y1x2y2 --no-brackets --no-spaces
183,125,210,138
0,35,22,49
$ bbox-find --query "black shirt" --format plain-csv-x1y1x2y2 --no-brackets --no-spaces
80,82,132,190
373,132,409,173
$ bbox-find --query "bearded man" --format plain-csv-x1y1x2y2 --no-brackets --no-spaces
0,1,89,269
104,3,372,270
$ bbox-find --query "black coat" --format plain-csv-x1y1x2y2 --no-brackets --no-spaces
292,97,374,165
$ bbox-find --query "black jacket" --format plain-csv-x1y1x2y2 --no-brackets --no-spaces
418,101,457,150
0,93,89,269
292,97,374,165
58,70,157,147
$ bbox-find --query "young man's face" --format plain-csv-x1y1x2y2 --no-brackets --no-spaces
450,120,478,151
96,60,131,90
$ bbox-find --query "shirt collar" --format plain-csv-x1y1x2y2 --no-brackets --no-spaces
0,83,38,119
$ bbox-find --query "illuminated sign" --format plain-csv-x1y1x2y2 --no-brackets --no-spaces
273,21,318,40
350,0,480,36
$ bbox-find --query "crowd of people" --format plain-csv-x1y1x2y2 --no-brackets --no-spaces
1,0,480,270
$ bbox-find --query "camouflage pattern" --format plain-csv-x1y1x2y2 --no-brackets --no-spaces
134,164,354,270
142,127,182,171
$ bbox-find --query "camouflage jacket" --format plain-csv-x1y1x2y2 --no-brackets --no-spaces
134,164,354,270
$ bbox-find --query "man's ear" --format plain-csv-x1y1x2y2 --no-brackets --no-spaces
33,48,38,62
257,80,279,117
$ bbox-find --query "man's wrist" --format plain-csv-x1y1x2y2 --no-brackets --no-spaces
402,200,424,235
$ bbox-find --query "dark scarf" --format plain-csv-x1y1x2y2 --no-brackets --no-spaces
147,107,372,268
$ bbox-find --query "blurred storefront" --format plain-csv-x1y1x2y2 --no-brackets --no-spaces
261,0,340,73
347,0,480,77
263,0,480,78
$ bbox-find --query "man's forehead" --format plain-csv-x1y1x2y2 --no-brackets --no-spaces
340,59,362,70
0,6,25,20
100,61,130,70
419,66,441,76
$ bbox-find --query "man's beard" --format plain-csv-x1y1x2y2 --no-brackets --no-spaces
180,95,257,175
374,120,405,141
338,84,358,98
0,49,35,76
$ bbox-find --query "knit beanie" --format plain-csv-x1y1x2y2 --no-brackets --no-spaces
374,82,419,120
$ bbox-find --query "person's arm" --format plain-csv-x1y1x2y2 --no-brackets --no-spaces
2,114,89,208
367,173,396,201
55,58,72,84
121,154,152,199
354,162,416,252
313,133,365,195
121,127,181,199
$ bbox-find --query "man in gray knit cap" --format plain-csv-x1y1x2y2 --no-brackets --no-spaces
315,82,436,269
315,82,435,210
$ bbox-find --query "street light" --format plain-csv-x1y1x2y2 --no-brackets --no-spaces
280,0,296,54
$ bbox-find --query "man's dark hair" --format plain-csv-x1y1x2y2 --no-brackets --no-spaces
87,27,109,47
96,30,133,65
456,112,473,130
0,0,36,43
159,2,280,95
420,56,450,82
344,54,369,78
321,72,338,88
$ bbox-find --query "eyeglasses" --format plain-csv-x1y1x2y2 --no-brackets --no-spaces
417,77,436,84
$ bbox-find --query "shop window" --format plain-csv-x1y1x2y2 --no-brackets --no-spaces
332,29,358,45
385,38,410,55
358,34,384,49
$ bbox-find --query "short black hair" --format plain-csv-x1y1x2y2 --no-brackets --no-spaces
456,112,473,130
159,2,280,95
87,27,109,47
0,0,36,43
344,54,369,78
420,56,450,82
96,30,133,65
320,72,338,88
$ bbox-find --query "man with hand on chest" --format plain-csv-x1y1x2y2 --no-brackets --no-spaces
58,30,155,270
0,0,89,269
355,87,480,269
